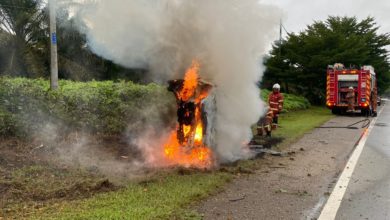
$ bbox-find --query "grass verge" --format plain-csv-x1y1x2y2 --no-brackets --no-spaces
2,107,333,220
14,172,230,220
272,106,334,149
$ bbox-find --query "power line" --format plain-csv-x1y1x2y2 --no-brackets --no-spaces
279,20,290,57
281,23,289,35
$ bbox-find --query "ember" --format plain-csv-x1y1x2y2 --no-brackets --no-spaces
164,60,214,168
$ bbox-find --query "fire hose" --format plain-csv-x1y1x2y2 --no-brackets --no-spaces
317,118,371,129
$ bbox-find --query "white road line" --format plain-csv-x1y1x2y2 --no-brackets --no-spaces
318,106,385,220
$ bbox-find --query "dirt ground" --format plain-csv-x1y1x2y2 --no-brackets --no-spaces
197,115,369,220
0,114,370,219
0,135,144,217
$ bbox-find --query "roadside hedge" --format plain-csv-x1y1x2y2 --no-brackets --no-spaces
0,78,311,137
261,89,311,112
0,77,175,137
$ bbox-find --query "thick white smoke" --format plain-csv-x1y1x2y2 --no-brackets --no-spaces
73,0,280,163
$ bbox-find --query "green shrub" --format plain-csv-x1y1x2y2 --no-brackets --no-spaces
0,78,311,137
0,77,175,137
0,106,18,136
261,89,311,112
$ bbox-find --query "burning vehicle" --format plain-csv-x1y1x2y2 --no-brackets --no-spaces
163,60,216,168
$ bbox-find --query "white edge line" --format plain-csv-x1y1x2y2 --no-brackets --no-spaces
317,106,385,220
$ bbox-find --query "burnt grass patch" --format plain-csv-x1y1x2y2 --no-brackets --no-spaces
0,137,130,217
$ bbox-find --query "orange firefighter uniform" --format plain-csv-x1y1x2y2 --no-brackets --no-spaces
268,89,284,125
346,87,355,112
257,108,274,137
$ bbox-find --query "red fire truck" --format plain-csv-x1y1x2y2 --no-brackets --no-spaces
326,63,378,116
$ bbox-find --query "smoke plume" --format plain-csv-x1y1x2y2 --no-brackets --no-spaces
72,0,281,163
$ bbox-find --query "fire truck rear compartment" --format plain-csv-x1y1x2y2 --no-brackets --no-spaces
338,80,358,105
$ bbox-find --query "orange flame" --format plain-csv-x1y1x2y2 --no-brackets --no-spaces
183,125,192,137
163,60,213,169
163,132,212,168
194,124,203,143
179,60,200,102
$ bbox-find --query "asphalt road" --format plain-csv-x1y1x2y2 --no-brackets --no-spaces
336,101,390,220
198,112,367,220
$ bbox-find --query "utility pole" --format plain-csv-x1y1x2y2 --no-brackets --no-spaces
49,0,59,90
279,19,282,57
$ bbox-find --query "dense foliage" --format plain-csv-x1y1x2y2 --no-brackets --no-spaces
0,0,48,77
0,0,146,82
261,90,311,112
0,77,175,137
263,16,390,104
0,77,311,137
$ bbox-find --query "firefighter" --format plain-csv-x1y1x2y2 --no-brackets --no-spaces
371,91,378,117
346,86,355,112
269,83,284,126
257,107,274,137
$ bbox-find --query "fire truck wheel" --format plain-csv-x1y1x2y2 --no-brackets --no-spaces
361,109,369,117
331,108,340,115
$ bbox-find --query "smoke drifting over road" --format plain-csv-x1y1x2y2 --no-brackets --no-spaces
73,0,280,163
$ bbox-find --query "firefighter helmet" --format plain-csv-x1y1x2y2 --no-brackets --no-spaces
273,83,281,90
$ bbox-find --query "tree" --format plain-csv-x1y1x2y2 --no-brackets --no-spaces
55,10,149,82
0,0,48,77
263,16,390,104
0,0,150,82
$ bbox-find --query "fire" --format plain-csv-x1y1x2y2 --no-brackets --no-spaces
163,132,212,167
179,60,200,102
183,125,191,137
194,124,203,143
163,60,213,168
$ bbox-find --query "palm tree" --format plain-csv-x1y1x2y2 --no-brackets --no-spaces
0,0,48,77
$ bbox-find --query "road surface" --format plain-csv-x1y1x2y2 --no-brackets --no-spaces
198,112,369,219
333,102,390,220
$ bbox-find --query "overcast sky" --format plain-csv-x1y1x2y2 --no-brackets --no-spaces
263,0,390,35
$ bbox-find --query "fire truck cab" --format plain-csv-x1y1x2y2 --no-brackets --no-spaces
326,63,378,116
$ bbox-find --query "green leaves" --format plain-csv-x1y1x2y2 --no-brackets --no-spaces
263,16,390,103
261,89,310,112
0,0,48,77
0,77,175,137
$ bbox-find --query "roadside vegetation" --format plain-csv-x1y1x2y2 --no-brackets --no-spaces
0,78,332,219
26,172,231,220
273,107,334,148
261,89,311,112
3,107,333,219
0,77,175,137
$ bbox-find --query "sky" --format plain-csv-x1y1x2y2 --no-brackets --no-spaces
57,0,390,54
59,0,390,37
263,0,390,36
